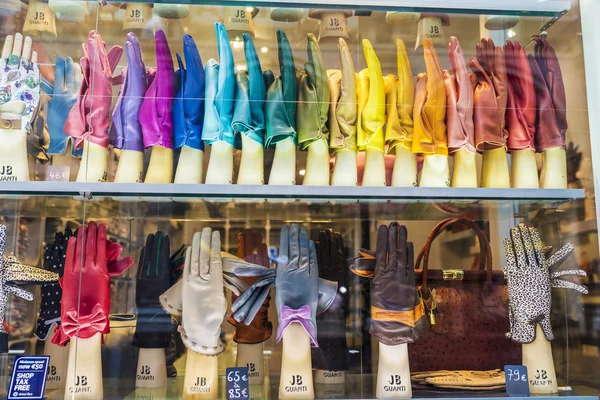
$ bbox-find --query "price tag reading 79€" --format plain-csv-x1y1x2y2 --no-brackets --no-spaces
226,367,249,400
504,365,530,397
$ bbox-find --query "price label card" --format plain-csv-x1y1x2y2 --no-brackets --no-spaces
8,356,50,400
504,365,530,397
46,165,70,182
226,367,249,400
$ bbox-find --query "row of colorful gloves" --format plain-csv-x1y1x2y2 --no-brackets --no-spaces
1,25,565,166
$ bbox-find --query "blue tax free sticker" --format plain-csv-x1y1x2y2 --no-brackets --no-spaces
504,365,530,397
8,356,49,400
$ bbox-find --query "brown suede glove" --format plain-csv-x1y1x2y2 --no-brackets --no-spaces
227,230,273,344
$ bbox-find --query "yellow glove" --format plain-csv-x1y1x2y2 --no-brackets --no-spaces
412,39,447,156
384,74,402,151
387,39,414,152
328,39,357,153
356,39,385,152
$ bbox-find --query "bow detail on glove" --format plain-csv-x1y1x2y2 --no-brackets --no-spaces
357,39,385,152
278,304,315,343
61,305,107,338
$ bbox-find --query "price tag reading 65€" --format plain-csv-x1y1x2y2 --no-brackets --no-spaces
226,367,249,400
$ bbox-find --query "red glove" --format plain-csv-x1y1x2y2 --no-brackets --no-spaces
469,38,507,151
52,222,133,346
533,39,566,151
504,41,536,151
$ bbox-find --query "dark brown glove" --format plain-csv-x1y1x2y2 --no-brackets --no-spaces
352,223,426,345
227,230,273,344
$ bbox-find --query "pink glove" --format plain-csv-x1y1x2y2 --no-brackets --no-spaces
64,31,123,149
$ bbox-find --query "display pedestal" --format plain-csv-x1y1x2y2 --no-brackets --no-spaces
136,348,167,388
183,350,218,399
480,147,509,188
175,146,204,184
376,342,411,399
205,142,234,184
236,342,264,385
362,150,386,187
331,150,357,186
522,325,558,394
511,149,539,188
43,327,68,390
64,334,103,400
0,128,30,182
114,149,144,183
451,148,477,188
303,139,329,186
145,146,173,184
416,16,445,49
279,323,314,399
314,370,345,384
76,140,108,183
392,146,417,187
420,154,449,187
51,142,80,182
269,138,296,185
238,135,264,185
541,147,567,189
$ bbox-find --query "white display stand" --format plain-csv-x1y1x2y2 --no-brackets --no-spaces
420,154,450,187
0,128,29,181
76,141,108,182
303,139,329,186
331,150,357,186
43,326,69,390
269,138,296,185
145,146,173,184
362,150,386,187
64,334,103,400
174,146,204,184
392,146,418,187
205,142,234,184
522,325,558,394
376,342,412,399
510,149,539,188
480,148,510,188
238,135,264,185
451,148,477,188
279,324,314,399
236,342,265,385
540,147,567,189
136,348,167,388
114,150,144,183
183,350,219,399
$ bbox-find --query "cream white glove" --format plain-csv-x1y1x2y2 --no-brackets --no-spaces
178,228,227,356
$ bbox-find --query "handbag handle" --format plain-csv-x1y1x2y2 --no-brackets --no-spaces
415,218,493,291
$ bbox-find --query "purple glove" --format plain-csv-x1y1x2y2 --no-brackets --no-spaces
139,30,175,150
109,33,147,152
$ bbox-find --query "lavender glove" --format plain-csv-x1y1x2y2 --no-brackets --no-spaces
139,30,174,150
202,23,235,147
110,32,147,152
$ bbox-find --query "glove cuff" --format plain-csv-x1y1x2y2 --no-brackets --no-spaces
178,326,224,356
370,311,428,346
371,300,424,327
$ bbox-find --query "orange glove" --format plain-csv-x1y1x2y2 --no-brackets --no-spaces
385,39,414,153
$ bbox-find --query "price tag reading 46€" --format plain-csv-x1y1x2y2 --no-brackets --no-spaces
226,367,249,400
504,365,530,397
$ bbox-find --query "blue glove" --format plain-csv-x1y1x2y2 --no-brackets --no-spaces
233,34,266,149
43,56,82,157
202,23,235,147
173,34,205,151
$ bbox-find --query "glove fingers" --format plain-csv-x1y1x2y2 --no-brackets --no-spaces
551,278,588,294
375,224,388,272
277,30,297,123
299,226,310,271
54,56,66,91
244,285,271,325
517,224,537,268
5,285,34,301
509,225,527,269
546,243,575,270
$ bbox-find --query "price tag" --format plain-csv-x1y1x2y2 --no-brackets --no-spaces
8,356,50,400
46,165,70,182
504,365,530,397
226,367,249,400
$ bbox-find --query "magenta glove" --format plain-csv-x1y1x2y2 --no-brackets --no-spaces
64,31,122,149
139,30,175,150
110,33,147,152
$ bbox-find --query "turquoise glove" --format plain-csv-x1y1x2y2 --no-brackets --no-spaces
233,34,266,148
202,22,235,147
265,30,297,148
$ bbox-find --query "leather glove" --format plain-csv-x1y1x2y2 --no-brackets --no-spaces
311,229,350,371
65,31,122,149
356,39,385,152
110,32,147,152
44,57,83,156
445,37,475,154
503,224,588,344
297,33,329,150
139,30,174,150
265,30,297,148
328,38,357,153
202,23,235,147
412,39,447,156
179,228,227,355
52,222,134,346
351,223,426,345
173,34,205,151
35,229,73,341
504,40,535,151
532,39,566,151
227,230,272,344
233,34,267,148
386,39,414,152
469,38,507,151
275,224,320,346
133,232,174,349
0,224,59,352
0,33,40,133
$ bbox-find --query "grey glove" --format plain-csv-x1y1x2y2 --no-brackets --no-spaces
503,223,588,344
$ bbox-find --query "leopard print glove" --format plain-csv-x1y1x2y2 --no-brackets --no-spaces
503,224,587,344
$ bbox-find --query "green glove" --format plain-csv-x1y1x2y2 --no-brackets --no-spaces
265,30,297,148
297,33,330,150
